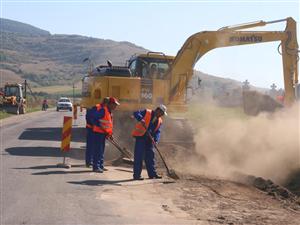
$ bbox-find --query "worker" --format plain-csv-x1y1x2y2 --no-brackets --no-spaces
85,97,110,168
42,99,48,111
131,104,167,180
149,64,159,79
92,97,120,173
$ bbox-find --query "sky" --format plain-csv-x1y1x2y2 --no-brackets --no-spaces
1,0,299,89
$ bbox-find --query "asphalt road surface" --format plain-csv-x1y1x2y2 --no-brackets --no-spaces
2,109,300,225
1,109,198,225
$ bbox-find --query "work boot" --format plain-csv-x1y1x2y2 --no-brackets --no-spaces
93,168,103,173
133,176,144,180
149,175,162,179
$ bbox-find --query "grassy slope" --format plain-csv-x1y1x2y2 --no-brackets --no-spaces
187,102,248,121
0,111,10,119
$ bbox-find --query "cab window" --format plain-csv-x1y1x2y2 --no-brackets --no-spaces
129,60,137,76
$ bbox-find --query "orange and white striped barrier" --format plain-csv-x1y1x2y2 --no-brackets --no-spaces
61,116,72,152
57,116,72,168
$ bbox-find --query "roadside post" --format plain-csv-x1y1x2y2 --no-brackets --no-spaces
57,116,72,168
80,104,83,116
73,104,78,126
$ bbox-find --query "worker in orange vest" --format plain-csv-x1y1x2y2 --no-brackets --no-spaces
92,97,120,173
132,104,167,180
85,97,110,168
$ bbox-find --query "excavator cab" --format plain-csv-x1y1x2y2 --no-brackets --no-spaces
128,52,174,80
4,84,23,100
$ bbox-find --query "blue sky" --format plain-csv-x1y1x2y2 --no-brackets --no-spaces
1,0,299,88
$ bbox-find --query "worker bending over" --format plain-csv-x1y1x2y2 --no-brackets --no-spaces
132,104,167,180
92,97,120,173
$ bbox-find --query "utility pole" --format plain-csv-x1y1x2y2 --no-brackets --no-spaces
24,80,27,99
72,83,75,104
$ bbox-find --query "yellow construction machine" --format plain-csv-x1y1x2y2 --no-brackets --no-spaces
81,17,298,150
0,80,38,115
82,17,298,110
0,82,27,114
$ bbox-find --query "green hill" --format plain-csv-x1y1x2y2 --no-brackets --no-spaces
0,18,147,86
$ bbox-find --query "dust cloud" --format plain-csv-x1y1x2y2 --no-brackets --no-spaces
177,103,300,184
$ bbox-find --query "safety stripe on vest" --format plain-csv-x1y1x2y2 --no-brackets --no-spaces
94,105,113,134
132,109,162,137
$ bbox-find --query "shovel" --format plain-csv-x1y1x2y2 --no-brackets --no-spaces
107,136,134,163
144,129,179,180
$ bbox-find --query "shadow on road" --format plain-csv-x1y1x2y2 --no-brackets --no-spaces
13,164,84,170
18,127,86,142
68,179,134,186
115,168,133,173
5,146,85,160
32,170,92,175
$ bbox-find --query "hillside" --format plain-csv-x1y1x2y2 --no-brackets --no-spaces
1,18,50,36
0,18,147,86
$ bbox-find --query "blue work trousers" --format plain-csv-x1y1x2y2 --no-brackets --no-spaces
93,133,106,170
133,136,157,178
85,127,94,165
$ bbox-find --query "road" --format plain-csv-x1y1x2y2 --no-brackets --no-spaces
0,109,197,225
1,109,300,225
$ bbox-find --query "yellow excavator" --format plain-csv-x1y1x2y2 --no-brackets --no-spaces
81,17,298,150
81,17,298,110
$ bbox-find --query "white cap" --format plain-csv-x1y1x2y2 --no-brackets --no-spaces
158,104,167,116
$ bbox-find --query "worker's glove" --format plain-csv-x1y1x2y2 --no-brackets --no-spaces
106,134,113,140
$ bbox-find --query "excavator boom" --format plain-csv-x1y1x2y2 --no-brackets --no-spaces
168,17,298,106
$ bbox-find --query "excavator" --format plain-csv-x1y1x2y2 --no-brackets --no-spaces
81,17,298,154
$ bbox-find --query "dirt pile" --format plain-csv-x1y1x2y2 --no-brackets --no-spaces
169,174,300,225
243,90,283,116
284,169,300,196
233,173,300,209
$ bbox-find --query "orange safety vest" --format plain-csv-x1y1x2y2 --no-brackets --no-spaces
132,109,162,137
93,105,113,135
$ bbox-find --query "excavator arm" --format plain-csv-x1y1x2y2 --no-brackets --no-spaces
168,17,298,106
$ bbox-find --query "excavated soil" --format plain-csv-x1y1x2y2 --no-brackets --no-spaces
242,91,283,116
167,175,300,225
